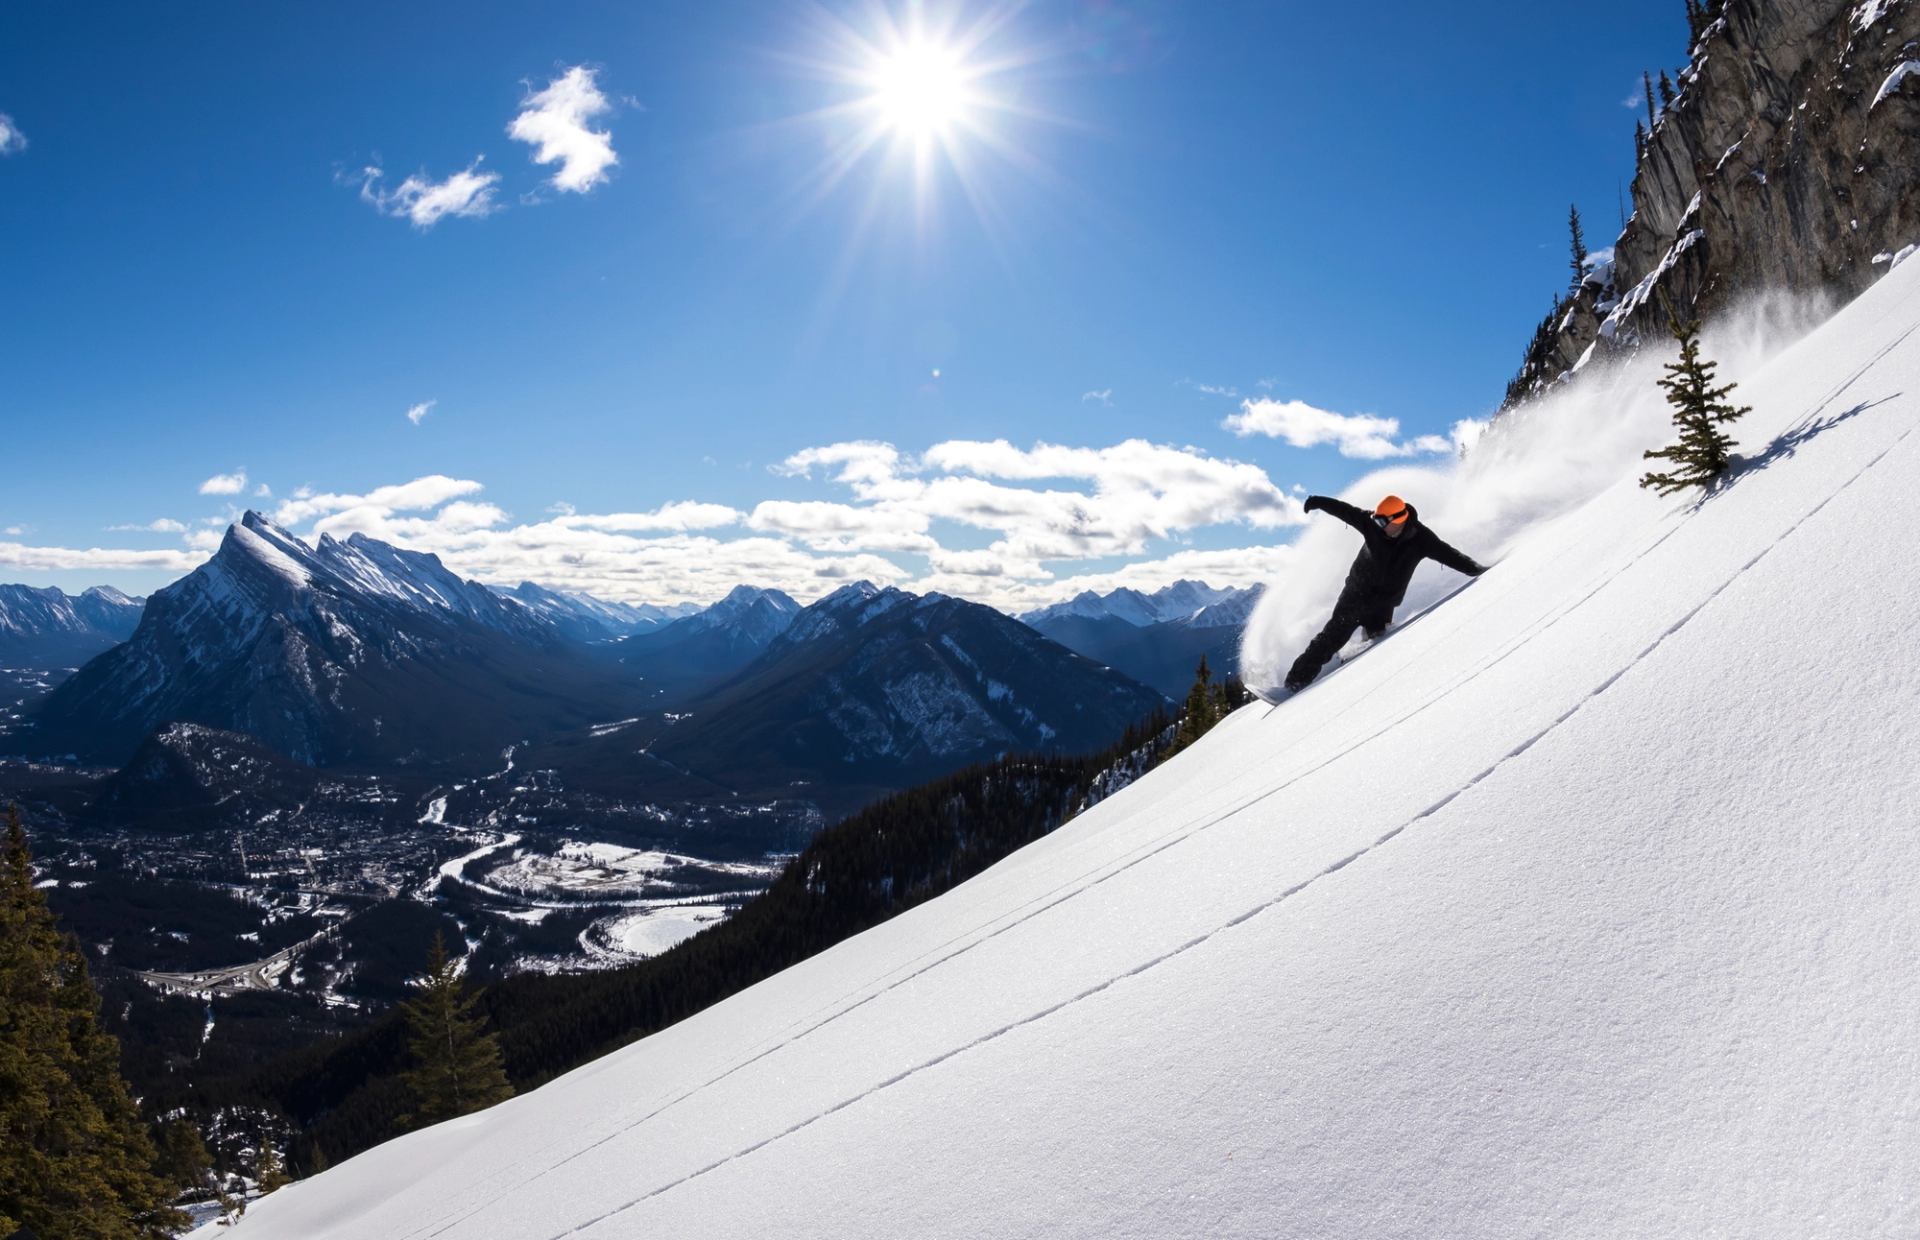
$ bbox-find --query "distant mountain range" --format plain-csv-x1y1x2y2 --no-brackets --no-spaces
1019,580,1262,697
615,584,803,701
20,513,630,766
10,516,1181,828
638,581,1168,805
0,584,144,667
499,581,699,643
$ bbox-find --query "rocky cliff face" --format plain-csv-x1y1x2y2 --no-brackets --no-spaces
1508,0,1920,403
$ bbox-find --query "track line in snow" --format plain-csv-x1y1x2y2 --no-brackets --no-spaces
537,406,1920,1240
409,338,1920,1239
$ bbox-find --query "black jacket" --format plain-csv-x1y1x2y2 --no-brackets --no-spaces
1305,495,1485,614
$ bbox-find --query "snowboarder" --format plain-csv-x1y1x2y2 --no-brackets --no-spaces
1282,494,1486,694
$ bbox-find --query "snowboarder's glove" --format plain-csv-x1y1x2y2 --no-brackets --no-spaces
1303,495,1328,514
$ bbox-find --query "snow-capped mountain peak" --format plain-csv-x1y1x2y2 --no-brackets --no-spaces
1019,579,1248,628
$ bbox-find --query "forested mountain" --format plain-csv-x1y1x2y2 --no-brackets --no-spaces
580,582,1169,811
615,584,802,701
1024,582,1262,696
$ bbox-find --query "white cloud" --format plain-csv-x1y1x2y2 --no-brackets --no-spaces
407,400,436,426
0,538,200,573
3,526,25,536
273,474,485,527
1081,388,1113,406
253,483,273,498
199,470,248,496
508,66,617,193
0,113,25,155
748,501,936,554
358,160,500,229
1223,397,1453,459
107,518,188,534
553,502,742,533
777,437,1303,582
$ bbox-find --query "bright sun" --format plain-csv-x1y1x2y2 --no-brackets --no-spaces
867,42,972,140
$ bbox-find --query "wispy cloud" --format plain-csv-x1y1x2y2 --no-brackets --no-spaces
0,113,26,156
1222,397,1452,459
1191,381,1239,398
1081,388,1113,406
552,502,742,533
357,160,500,229
508,66,617,193
0,537,200,573
406,399,436,426
107,518,188,534
199,470,249,496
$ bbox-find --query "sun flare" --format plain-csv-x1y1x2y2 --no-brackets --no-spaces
867,41,973,140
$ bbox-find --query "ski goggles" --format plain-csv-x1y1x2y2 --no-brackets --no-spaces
1372,511,1408,529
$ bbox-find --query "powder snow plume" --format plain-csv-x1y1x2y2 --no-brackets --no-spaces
1238,292,1834,690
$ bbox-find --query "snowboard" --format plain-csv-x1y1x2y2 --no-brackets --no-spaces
1248,575,1481,707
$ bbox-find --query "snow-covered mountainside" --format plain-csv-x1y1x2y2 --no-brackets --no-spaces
1025,582,1265,697
499,581,696,642
0,583,143,667
23,513,625,766
215,260,1920,1238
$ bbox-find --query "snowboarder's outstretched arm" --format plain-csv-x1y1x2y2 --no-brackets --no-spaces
1424,534,1487,578
1302,495,1377,538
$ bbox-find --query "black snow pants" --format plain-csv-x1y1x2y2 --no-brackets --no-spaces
1285,595,1392,689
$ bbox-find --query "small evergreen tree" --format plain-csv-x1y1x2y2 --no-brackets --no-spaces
0,805,184,1240
1568,205,1589,290
254,1144,290,1194
1644,70,1658,127
1635,119,1648,162
397,933,514,1129
1171,655,1218,753
1641,292,1751,494
1685,0,1707,44
1658,69,1677,109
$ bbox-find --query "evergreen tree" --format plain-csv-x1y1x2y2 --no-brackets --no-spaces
1170,657,1248,755
1171,655,1217,753
1568,205,1589,291
1635,119,1648,163
153,1118,211,1197
1685,0,1706,44
1644,70,1657,127
1641,292,1751,494
396,933,513,1129
1658,69,1677,109
0,806,184,1240
254,1144,290,1194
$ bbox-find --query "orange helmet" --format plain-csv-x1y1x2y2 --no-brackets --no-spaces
1375,495,1410,526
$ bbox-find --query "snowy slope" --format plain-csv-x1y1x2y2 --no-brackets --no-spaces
213,263,1920,1238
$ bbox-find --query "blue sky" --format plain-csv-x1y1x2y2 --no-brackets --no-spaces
0,0,1687,607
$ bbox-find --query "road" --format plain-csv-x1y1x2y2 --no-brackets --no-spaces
135,924,340,996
